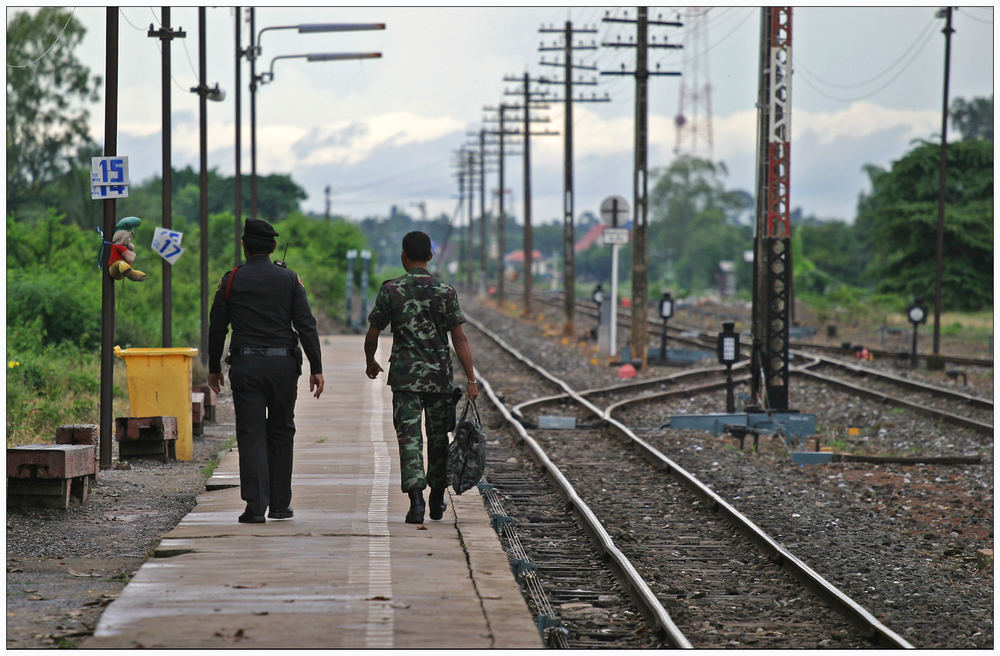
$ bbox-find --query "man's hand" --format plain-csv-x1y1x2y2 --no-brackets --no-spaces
310,374,324,399
466,380,480,401
365,360,384,380
208,372,225,394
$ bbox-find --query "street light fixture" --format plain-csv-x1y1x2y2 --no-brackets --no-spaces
244,13,385,217
659,291,673,362
907,299,928,369
258,51,382,84
717,322,740,413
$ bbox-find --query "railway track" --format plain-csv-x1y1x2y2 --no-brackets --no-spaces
465,313,915,649
523,291,993,437
530,290,993,369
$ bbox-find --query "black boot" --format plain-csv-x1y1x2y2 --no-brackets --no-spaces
429,488,447,520
405,489,425,524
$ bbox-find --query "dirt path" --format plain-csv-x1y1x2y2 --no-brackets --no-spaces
5,399,236,649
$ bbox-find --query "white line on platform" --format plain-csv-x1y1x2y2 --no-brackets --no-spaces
366,379,393,648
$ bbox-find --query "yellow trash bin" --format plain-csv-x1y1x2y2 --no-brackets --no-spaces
113,346,199,461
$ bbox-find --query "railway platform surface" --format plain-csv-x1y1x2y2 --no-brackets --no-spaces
83,335,540,649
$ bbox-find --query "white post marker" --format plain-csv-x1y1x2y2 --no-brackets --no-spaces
600,196,630,358
91,156,129,200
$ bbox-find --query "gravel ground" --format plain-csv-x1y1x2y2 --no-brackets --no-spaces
463,295,994,649
5,400,236,649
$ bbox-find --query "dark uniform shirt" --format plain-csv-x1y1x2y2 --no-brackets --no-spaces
208,255,322,375
367,267,463,394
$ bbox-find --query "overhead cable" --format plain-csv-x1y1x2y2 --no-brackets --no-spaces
6,7,77,69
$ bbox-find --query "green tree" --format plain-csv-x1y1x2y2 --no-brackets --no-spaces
950,95,993,141
855,139,993,310
794,215,870,293
6,8,101,215
648,155,754,294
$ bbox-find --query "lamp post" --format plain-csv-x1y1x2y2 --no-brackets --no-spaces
659,291,673,362
245,14,385,216
907,300,928,369
191,7,225,367
717,322,740,413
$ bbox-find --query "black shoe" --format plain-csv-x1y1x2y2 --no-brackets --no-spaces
238,511,266,523
429,488,447,520
268,508,294,520
405,489,425,524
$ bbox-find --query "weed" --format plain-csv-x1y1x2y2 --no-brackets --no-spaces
200,435,237,478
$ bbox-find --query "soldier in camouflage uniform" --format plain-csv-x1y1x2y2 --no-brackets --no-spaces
364,231,479,524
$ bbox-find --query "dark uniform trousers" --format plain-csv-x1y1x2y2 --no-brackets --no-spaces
391,390,452,493
229,353,299,515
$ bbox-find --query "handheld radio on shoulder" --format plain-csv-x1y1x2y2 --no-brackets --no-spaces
275,244,289,268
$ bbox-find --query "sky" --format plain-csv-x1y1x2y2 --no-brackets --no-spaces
24,4,996,228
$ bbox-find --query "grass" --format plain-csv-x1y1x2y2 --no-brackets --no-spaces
200,434,237,478
6,348,129,447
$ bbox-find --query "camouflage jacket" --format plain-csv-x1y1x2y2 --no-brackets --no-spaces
367,267,464,393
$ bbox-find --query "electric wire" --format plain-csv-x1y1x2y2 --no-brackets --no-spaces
793,16,937,90
793,22,939,103
7,7,77,69
958,7,994,25
478,482,570,648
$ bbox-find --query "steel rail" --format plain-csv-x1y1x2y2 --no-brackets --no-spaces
467,314,915,649
530,290,993,369
511,362,743,419
792,367,994,435
474,367,692,648
795,351,993,410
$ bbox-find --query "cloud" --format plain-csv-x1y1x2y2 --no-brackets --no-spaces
255,111,464,171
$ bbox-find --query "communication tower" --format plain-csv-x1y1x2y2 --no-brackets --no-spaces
673,8,713,156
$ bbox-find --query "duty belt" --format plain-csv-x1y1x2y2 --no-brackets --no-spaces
234,346,296,357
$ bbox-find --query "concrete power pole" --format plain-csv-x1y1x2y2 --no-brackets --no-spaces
503,72,558,317
482,103,522,307
602,8,682,369
538,20,610,336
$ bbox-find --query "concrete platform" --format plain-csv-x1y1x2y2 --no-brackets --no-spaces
84,335,539,649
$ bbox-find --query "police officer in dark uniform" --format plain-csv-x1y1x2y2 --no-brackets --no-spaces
207,218,324,524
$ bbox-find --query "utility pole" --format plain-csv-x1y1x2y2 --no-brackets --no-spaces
248,8,260,217
504,73,558,316
100,8,119,469
233,7,243,267
466,148,476,288
933,6,953,357
196,7,209,366
190,9,224,367
539,20,609,336
602,7,682,369
482,102,522,306
464,127,500,296
750,7,793,411
148,9,185,347
325,184,332,220
478,128,488,293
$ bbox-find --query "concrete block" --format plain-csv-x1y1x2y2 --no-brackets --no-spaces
115,416,178,441
7,444,97,479
192,393,205,436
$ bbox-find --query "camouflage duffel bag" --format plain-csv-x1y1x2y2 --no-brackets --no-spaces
447,398,486,495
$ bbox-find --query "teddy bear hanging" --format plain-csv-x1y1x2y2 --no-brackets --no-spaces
107,216,147,281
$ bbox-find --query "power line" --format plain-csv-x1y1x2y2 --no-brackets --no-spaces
793,23,938,103
958,7,994,25
6,7,77,69
793,16,936,90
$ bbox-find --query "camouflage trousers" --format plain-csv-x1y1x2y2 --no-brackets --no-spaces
391,390,452,493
